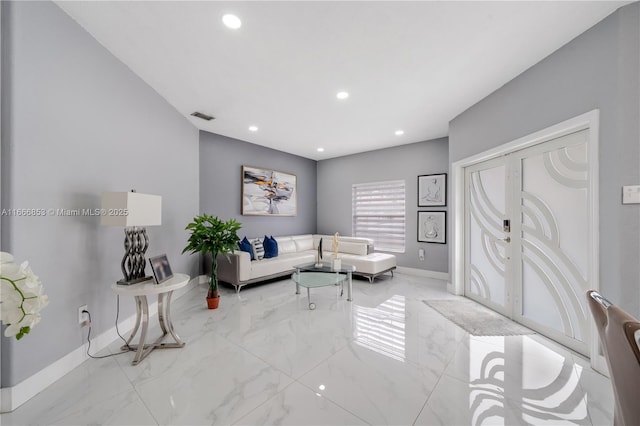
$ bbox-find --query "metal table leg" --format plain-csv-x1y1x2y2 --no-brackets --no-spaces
307,287,316,310
158,292,169,335
162,291,184,345
124,296,143,348
347,271,353,302
131,295,150,365
124,291,185,365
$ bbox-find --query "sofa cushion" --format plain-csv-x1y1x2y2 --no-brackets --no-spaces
277,238,297,254
251,238,265,260
238,237,254,260
315,235,375,254
263,235,278,258
331,240,368,256
293,235,314,251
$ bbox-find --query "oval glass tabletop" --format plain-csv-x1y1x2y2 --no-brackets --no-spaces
292,271,346,288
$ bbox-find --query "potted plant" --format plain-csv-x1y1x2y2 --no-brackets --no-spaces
182,214,242,309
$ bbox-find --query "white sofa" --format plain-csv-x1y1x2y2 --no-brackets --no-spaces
217,234,396,292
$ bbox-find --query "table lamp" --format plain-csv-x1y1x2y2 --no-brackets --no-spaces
102,190,162,285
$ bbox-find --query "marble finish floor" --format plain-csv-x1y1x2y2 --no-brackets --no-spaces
1,273,614,425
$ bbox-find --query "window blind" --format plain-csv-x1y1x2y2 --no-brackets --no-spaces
352,180,405,253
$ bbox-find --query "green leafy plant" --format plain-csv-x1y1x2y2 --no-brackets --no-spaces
182,214,242,298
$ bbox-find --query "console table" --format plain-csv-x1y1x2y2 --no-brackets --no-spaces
111,273,190,365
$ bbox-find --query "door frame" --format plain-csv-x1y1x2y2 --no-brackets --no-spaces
451,109,604,371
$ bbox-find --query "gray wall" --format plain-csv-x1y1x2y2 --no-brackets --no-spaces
1,1,199,386
449,3,640,314
317,139,449,272
199,131,317,244
0,0,4,392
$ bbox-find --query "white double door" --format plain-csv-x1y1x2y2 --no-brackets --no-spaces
465,129,591,355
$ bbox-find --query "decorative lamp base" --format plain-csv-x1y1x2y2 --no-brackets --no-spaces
119,226,151,284
117,276,154,286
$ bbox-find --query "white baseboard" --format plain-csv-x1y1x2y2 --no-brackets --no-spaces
0,277,199,413
395,266,449,282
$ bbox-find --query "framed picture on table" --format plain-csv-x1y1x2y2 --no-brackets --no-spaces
149,254,174,284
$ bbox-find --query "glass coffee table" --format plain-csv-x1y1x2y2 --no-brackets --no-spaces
293,262,355,310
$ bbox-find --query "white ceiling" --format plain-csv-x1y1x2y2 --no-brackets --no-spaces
55,1,632,160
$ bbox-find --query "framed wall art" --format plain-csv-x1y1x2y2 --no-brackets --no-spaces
418,211,446,244
242,165,297,216
418,173,447,207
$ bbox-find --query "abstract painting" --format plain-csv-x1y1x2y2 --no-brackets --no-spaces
242,166,297,216
418,173,447,207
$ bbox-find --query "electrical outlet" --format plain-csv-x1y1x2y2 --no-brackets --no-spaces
623,185,640,204
78,305,89,326
418,248,425,261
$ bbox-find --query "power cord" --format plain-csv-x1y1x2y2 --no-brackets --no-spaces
84,295,132,359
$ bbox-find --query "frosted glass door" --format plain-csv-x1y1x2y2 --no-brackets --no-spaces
465,158,510,315
513,130,590,354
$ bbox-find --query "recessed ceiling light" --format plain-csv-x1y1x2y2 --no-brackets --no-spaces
249,125,258,132
395,130,405,136
222,14,242,29
336,91,349,100
317,148,325,152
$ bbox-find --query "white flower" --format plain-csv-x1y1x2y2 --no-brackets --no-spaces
0,252,48,340
1,263,20,280
0,251,14,265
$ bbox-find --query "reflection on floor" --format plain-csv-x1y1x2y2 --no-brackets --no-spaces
1,273,614,425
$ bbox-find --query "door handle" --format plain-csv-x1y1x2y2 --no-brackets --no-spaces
503,236,511,243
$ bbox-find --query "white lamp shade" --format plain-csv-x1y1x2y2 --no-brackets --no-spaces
101,192,162,227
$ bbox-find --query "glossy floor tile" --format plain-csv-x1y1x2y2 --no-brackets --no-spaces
1,273,614,425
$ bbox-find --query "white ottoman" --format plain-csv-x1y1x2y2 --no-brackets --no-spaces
339,252,397,282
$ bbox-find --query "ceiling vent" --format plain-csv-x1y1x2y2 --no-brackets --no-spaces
190,111,215,121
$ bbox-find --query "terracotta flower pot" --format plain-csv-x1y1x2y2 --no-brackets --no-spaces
207,295,220,309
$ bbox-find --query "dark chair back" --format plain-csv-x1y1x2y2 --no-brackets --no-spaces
587,290,640,426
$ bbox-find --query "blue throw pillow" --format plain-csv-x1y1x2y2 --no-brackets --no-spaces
269,235,279,257
238,237,254,260
263,235,278,259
